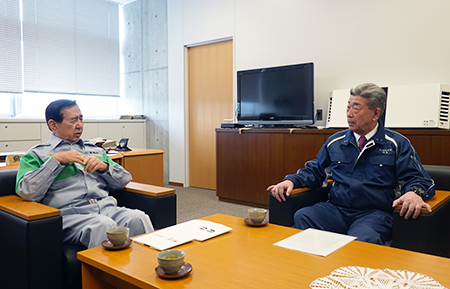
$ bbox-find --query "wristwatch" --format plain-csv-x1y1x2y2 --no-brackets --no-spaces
410,186,425,199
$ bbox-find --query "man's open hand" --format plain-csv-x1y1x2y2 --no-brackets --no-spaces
392,191,432,219
267,180,294,202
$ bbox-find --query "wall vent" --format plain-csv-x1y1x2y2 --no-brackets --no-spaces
438,91,449,129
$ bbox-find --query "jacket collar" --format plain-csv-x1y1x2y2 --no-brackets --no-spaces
342,121,387,147
49,133,85,149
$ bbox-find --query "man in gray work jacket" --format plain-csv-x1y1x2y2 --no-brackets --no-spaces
268,83,435,245
16,99,154,248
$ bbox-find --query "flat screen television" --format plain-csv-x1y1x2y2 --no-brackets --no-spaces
237,62,314,126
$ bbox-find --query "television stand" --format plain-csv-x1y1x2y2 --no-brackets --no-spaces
244,124,315,129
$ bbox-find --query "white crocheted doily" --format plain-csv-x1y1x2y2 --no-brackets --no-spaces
310,266,447,288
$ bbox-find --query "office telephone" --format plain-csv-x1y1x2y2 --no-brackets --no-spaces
116,138,131,151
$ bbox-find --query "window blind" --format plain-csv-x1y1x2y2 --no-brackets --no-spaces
0,0,22,93
23,0,120,97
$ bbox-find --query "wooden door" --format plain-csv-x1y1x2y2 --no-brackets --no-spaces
188,40,233,189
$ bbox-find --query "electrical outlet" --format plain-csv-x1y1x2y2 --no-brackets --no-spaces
316,109,323,121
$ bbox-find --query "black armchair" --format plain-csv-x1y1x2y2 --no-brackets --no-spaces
269,165,450,258
0,169,177,289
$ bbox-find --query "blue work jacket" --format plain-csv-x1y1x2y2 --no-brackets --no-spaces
284,123,435,213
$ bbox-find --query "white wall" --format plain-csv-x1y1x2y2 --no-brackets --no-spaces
168,0,185,186
168,0,450,185
168,0,234,185
235,0,450,113
181,0,234,45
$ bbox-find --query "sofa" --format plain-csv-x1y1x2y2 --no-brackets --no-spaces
269,164,450,258
0,169,177,289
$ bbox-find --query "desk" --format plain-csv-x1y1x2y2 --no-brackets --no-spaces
120,148,164,187
78,214,450,289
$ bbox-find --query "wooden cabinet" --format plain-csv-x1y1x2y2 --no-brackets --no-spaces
216,131,284,206
431,136,450,165
283,133,328,175
216,128,450,207
395,129,450,166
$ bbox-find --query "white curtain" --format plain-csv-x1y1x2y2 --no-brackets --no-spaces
23,0,120,96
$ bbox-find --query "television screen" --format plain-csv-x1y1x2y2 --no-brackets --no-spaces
237,62,314,126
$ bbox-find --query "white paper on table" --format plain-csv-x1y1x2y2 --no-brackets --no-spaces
273,228,356,257
133,226,194,250
179,219,232,241
133,219,232,251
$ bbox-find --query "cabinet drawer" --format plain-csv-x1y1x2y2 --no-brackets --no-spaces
0,140,41,153
98,123,123,143
122,123,145,148
0,123,41,141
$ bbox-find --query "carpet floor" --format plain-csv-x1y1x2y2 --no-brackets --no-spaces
168,185,259,223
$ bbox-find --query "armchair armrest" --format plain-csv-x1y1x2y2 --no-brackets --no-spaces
289,180,334,196
0,195,63,289
0,195,60,221
394,190,450,214
391,190,450,257
110,182,176,230
124,181,175,197
269,183,332,227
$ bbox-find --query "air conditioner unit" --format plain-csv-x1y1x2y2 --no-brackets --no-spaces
326,89,349,129
384,84,449,129
326,84,450,129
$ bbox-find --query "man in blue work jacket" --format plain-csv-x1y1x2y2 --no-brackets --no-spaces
268,83,435,245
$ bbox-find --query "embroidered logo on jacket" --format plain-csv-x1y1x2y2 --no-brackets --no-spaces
379,148,393,154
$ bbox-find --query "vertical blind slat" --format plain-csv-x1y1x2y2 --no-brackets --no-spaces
0,0,22,93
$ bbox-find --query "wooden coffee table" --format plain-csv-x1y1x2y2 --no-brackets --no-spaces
78,214,450,289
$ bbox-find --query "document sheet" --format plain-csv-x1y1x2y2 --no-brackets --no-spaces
133,219,232,250
274,228,356,257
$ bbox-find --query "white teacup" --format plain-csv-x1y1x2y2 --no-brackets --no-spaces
157,249,185,274
248,208,267,223
106,226,129,246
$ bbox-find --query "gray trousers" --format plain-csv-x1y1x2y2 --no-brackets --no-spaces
61,196,154,248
